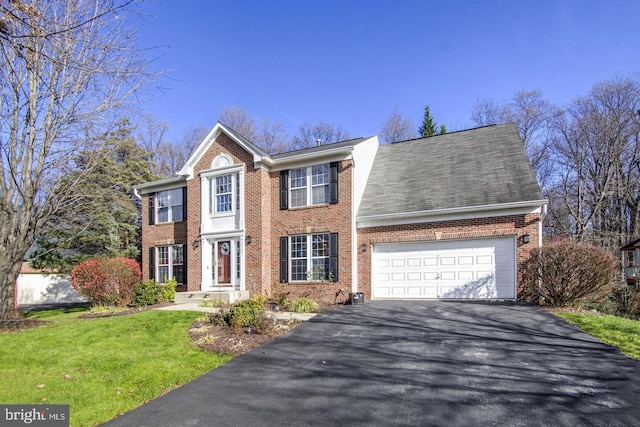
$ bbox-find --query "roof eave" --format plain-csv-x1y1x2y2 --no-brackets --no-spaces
357,199,548,228
134,176,186,194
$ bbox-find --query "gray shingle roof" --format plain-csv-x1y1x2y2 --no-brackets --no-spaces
357,123,544,218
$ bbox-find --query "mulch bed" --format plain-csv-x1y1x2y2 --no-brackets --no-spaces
189,318,302,356
190,302,344,356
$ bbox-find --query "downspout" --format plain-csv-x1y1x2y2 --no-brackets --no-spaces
351,154,358,295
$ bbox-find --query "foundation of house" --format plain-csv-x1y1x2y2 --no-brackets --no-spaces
174,290,250,305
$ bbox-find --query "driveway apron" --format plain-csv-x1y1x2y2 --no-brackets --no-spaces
103,301,640,426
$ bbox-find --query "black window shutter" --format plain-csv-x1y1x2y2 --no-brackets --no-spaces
148,192,156,225
182,244,187,286
329,162,339,204
329,233,339,282
182,187,187,221
149,247,155,281
280,237,288,283
280,170,289,210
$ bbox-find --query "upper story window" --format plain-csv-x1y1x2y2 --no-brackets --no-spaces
280,162,338,210
208,173,239,214
157,188,184,223
148,188,185,225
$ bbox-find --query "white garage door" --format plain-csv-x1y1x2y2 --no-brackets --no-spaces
372,237,516,299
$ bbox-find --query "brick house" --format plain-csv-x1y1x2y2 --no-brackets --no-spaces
135,122,546,303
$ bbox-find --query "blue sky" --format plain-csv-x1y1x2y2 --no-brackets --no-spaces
136,0,639,141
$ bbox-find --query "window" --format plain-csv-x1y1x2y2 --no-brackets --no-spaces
208,173,240,214
289,165,329,207
282,233,338,282
155,245,185,284
155,188,184,223
280,162,338,210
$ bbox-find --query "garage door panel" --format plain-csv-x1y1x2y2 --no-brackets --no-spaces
440,271,456,281
407,258,421,267
376,259,390,268
458,256,474,265
407,272,421,281
391,259,405,268
372,238,515,299
458,271,474,281
391,272,405,281
439,257,455,266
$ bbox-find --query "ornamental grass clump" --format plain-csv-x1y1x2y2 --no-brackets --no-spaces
71,258,141,307
289,297,318,313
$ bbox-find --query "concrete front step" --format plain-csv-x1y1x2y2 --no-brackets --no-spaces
175,290,249,305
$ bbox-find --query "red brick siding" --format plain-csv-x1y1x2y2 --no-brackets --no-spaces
357,213,541,300
140,192,188,289
270,160,354,304
187,132,263,292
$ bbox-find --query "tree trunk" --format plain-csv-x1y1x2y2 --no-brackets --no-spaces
0,259,23,319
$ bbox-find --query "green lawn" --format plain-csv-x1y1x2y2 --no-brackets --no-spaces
556,311,640,360
0,308,231,427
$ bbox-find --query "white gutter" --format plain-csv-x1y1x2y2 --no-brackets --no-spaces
357,199,548,227
134,176,186,194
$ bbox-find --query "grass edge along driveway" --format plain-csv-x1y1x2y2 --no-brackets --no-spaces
555,310,640,360
0,308,230,427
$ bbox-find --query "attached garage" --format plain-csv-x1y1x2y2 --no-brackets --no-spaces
372,237,516,299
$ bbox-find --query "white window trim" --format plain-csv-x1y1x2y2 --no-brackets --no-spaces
289,164,329,208
156,188,183,224
289,233,330,282
156,244,184,284
201,164,244,218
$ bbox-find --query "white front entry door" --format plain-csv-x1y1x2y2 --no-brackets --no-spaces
372,237,516,299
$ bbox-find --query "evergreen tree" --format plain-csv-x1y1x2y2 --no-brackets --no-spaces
29,120,159,272
418,105,447,137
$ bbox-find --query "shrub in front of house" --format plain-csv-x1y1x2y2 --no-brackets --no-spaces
158,278,177,302
521,240,617,307
71,258,142,307
289,297,318,313
226,298,265,331
134,280,160,306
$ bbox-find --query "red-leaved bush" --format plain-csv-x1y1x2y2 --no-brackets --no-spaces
521,240,617,307
71,258,142,306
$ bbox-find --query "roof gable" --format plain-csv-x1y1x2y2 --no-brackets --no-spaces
178,122,268,180
357,123,545,221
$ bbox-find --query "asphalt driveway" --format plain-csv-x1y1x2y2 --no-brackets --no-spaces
104,301,640,426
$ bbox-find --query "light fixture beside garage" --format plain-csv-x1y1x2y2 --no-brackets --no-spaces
360,244,367,252
523,234,530,244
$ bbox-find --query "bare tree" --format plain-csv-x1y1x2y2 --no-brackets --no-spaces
136,116,207,177
0,0,149,319
292,122,351,149
218,107,258,141
471,90,559,187
258,118,289,154
379,107,416,144
547,77,640,251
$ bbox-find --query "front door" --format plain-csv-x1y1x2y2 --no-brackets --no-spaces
217,240,232,285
